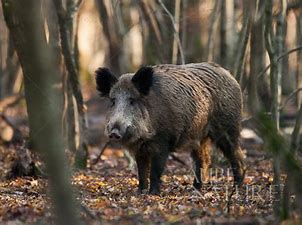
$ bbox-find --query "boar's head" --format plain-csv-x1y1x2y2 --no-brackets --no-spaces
95,66,155,145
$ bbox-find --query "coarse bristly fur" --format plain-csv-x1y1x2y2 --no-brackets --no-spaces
95,62,245,195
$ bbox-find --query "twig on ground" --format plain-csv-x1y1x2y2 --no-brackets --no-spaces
91,142,109,166
81,204,98,220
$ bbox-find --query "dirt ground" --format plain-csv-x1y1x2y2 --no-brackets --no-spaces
0,143,289,225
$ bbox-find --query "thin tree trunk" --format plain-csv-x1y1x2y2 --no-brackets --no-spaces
172,0,181,64
297,13,302,105
181,0,187,60
136,0,164,64
96,0,121,75
276,0,287,100
157,0,185,64
264,0,287,222
206,0,221,61
264,0,280,221
220,1,227,67
2,1,79,224
291,104,302,156
220,0,235,68
53,0,88,169
225,0,235,67
248,0,265,115
233,2,251,86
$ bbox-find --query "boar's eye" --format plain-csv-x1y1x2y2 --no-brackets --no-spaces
129,98,135,105
110,98,116,107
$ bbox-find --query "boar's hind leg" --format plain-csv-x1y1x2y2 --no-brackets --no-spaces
149,151,169,195
216,134,245,186
135,153,150,194
191,138,212,189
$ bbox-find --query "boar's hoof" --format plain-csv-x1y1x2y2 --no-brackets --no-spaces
149,188,160,195
233,168,245,187
137,188,148,194
193,181,202,190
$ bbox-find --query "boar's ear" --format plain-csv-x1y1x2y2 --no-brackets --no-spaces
132,66,153,95
95,68,117,96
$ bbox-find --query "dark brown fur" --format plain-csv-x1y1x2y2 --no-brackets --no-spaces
96,62,245,195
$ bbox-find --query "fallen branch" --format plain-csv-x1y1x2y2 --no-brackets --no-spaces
90,141,109,166
81,204,97,220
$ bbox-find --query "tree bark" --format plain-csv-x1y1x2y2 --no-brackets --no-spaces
137,0,165,64
157,0,185,64
264,0,287,222
219,0,227,67
96,0,122,75
297,13,302,105
172,0,181,64
247,0,265,116
53,0,88,169
2,1,79,224
264,0,280,222
206,0,221,62
219,0,235,68
233,1,251,86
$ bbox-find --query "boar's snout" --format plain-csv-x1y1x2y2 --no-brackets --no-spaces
106,122,130,141
108,128,122,140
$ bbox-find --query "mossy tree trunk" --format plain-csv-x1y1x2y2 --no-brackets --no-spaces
2,0,79,224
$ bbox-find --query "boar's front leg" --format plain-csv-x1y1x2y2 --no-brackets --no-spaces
135,152,150,194
149,150,169,195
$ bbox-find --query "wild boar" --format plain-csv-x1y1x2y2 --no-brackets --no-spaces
95,63,245,195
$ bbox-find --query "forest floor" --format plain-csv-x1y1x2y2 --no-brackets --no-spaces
0,142,293,225
0,96,300,225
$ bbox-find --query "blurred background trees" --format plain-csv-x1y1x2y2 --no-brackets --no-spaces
0,0,302,224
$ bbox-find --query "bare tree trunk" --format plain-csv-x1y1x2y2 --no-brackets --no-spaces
249,0,266,115
233,1,251,86
172,0,181,64
264,0,280,222
297,13,302,105
264,0,287,222
206,0,221,61
219,0,235,68
53,0,88,169
157,0,185,64
181,0,187,60
219,0,227,67
136,0,165,64
0,2,6,99
96,0,122,75
276,0,288,99
2,0,79,224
